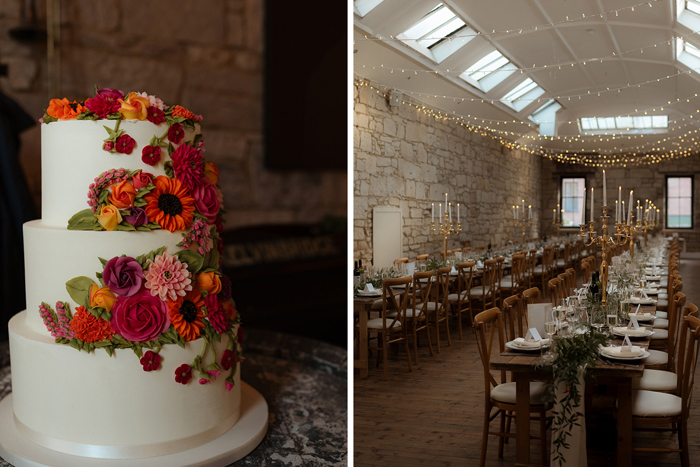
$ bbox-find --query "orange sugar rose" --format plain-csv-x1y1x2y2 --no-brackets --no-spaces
108,180,137,209
195,271,222,295
204,161,219,185
95,204,122,231
119,92,150,120
88,284,117,312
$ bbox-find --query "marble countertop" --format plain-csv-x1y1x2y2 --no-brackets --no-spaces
0,328,347,466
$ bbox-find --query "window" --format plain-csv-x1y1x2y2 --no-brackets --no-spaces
686,0,700,15
354,0,384,17
560,177,586,226
459,50,515,92
529,99,562,136
666,176,693,228
579,115,668,134
676,38,700,72
397,4,472,63
501,78,545,112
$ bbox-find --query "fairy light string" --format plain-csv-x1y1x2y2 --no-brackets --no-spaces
355,78,700,168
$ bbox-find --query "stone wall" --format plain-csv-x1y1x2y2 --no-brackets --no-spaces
540,157,700,252
1,0,345,228
353,80,542,264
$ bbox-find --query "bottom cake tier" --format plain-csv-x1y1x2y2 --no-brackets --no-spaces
8,310,241,459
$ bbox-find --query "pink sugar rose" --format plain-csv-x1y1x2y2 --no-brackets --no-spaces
131,171,154,190
199,378,211,385
225,381,234,392
103,141,115,152
192,179,220,220
110,290,170,342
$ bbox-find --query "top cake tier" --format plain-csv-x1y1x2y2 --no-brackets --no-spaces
41,119,196,227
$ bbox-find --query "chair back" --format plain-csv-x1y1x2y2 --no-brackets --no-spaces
436,267,452,311
457,261,475,298
668,291,688,371
547,277,562,305
522,287,542,305
565,268,577,291
416,254,429,261
503,295,526,341
483,259,499,306
677,315,700,418
413,270,436,320
473,308,506,397
510,253,525,291
382,276,412,332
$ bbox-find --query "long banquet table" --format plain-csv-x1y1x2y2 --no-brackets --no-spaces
490,333,648,467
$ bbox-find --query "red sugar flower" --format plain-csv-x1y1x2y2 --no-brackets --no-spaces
140,350,162,372
115,134,136,154
168,123,185,144
142,145,162,166
171,144,204,191
147,107,165,125
221,349,235,371
175,364,192,384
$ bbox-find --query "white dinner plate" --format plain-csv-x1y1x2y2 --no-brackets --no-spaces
600,348,651,361
356,291,381,297
505,340,550,351
612,327,654,338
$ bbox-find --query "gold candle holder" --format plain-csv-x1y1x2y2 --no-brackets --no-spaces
515,216,532,246
579,205,629,308
431,209,461,261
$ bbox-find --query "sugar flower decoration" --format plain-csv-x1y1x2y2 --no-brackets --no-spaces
143,175,195,232
144,252,193,302
171,144,204,191
168,289,205,342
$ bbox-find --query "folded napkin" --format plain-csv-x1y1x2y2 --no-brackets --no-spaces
613,326,647,336
629,297,656,304
513,337,550,347
604,345,642,356
476,260,484,268
627,312,653,320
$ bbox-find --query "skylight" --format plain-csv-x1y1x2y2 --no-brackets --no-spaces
354,0,384,17
501,78,545,111
529,99,562,136
685,0,700,15
397,4,472,63
459,50,515,92
579,116,668,133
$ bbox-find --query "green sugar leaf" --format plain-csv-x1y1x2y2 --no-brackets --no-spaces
67,209,100,231
65,276,95,308
175,250,204,275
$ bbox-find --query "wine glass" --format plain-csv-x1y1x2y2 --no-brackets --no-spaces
541,307,557,362
590,296,605,333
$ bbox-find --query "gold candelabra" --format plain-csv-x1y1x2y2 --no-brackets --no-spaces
579,205,629,307
431,196,461,260
515,215,532,245
552,207,564,238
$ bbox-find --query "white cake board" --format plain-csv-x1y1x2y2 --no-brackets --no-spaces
0,381,268,467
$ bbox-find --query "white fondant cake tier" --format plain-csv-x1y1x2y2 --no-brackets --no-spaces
23,220,185,336
9,310,241,458
41,119,195,227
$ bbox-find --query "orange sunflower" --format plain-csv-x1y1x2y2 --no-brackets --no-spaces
168,290,206,342
144,175,195,232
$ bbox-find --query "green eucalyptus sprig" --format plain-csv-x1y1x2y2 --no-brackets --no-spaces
536,327,610,466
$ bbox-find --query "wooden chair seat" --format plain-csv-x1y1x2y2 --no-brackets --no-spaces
491,381,548,405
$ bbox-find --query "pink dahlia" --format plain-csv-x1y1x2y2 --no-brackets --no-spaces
135,92,165,110
171,144,204,191
85,93,122,118
144,253,193,302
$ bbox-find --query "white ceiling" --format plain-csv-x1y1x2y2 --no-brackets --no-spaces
353,0,700,166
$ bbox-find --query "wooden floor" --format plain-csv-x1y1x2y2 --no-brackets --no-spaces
354,258,700,466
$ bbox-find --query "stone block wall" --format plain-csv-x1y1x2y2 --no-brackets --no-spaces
1,0,345,229
540,157,700,252
354,80,542,264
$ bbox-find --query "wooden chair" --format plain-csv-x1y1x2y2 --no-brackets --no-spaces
366,276,413,379
431,267,452,352
554,242,570,273
502,295,527,342
447,261,475,339
565,268,578,291
472,308,548,467
626,315,700,466
404,271,435,364
650,283,683,351
532,246,554,299
471,259,499,313
634,295,688,392
522,287,542,306
416,254,429,261
500,254,525,299
547,277,564,306
647,303,698,370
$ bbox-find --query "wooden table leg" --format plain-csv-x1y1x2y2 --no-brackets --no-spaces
515,372,531,465
616,380,633,467
358,309,367,378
